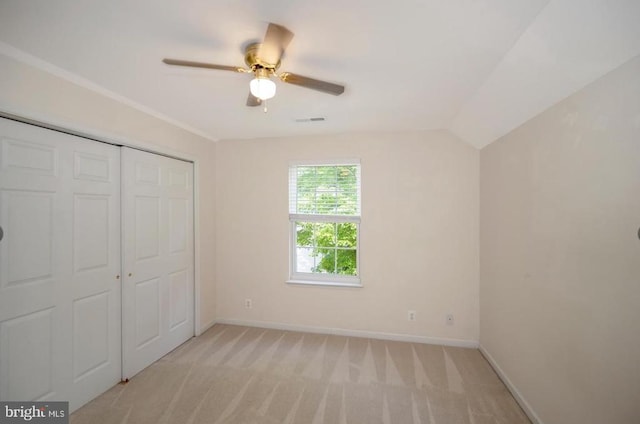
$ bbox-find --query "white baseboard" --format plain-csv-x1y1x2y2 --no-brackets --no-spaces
479,344,543,424
214,318,479,348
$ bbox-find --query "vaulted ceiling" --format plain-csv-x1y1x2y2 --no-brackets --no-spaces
1,0,639,147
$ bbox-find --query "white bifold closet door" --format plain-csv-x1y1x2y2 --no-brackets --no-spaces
0,118,121,411
121,147,194,379
0,119,195,411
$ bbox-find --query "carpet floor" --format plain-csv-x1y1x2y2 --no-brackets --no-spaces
71,324,530,424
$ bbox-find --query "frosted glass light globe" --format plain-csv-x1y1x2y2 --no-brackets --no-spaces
250,77,276,100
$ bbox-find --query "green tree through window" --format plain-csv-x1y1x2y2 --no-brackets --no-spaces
296,222,357,275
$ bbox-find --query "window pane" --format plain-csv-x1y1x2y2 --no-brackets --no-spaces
295,247,315,273
337,166,358,214
296,222,314,247
337,165,357,185
315,222,336,248
336,249,357,275
315,166,338,190
291,164,360,216
336,222,357,248
296,198,315,214
296,167,318,214
314,191,334,214
313,248,335,274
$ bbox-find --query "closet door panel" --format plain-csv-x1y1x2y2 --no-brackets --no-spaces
0,117,121,412
67,137,121,410
121,147,194,379
1,119,73,406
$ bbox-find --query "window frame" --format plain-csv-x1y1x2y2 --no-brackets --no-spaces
287,160,362,287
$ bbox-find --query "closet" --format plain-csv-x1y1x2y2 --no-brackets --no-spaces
0,117,194,411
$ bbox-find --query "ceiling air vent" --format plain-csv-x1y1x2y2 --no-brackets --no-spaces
295,117,326,123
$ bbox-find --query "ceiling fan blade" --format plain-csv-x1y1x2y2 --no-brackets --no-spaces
246,92,262,107
260,23,294,65
279,72,345,96
162,58,245,73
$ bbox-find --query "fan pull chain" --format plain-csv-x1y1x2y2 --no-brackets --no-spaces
263,99,268,113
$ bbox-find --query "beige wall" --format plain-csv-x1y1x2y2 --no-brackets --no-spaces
0,54,217,330
480,55,640,424
216,130,479,344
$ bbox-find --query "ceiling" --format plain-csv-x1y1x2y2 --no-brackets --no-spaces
0,0,639,147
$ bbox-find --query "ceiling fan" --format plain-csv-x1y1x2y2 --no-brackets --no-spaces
162,23,345,108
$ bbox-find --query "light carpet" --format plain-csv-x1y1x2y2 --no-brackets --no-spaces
71,324,530,424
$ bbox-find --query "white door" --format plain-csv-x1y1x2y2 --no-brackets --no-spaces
121,147,194,378
0,118,121,411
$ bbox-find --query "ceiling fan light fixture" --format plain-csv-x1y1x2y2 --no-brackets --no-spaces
250,75,276,100
162,23,346,107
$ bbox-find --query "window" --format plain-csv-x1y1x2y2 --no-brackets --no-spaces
288,160,361,286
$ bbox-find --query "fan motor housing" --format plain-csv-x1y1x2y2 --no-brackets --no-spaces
244,42,280,71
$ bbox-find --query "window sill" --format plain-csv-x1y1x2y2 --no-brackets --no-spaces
286,279,363,288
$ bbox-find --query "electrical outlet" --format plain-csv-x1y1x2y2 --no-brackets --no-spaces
245,299,252,309
446,314,454,325
408,310,416,321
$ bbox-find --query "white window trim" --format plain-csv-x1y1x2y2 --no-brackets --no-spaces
288,160,362,287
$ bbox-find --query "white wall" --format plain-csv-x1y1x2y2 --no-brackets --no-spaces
480,55,640,424
216,130,479,344
0,53,217,330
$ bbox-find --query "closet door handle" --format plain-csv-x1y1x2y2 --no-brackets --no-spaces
0,225,3,242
